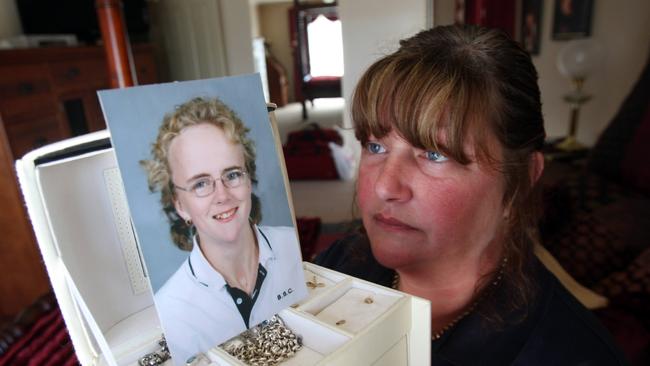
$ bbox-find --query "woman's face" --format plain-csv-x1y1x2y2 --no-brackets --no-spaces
357,130,506,271
169,123,252,247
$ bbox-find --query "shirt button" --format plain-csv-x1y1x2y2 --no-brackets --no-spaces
236,298,243,305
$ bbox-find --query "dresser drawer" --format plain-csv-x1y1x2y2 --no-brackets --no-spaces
0,64,51,99
134,52,158,85
0,93,60,122
4,115,68,158
49,58,109,92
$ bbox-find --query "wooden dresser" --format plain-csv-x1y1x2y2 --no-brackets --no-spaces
0,44,157,158
0,44,158,319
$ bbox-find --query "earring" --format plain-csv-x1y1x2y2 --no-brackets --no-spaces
185,218,192,226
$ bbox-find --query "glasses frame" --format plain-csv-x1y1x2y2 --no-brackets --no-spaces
174,169,249,198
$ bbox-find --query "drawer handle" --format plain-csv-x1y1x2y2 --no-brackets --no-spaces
18,82,35,95
65,67,80,79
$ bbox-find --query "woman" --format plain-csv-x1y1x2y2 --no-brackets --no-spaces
316,25,626,364
142,97,306,363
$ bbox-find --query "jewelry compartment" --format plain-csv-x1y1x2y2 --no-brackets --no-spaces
207,308,351,366
295,263,430,365
297,265,402,335
296,262,346,305
16,131,168,366
202,263,430,365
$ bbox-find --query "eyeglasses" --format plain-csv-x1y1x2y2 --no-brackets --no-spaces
174,169,249,198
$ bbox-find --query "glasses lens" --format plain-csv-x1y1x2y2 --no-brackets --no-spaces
222,170,245,189
192,177,215,197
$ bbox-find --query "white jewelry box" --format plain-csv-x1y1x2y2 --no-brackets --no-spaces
209,263,431,365
16,131,166,366
16,130,430,365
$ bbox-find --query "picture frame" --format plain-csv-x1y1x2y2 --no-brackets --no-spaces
552,0,594,40
521,0,543,55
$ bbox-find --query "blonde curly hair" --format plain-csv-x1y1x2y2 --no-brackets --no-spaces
141,97,261,251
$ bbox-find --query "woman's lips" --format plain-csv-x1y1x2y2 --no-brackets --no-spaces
373,213,417,231
213,207,238,222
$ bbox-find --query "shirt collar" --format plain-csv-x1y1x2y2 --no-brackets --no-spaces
187,224,276,288
255,225,276,267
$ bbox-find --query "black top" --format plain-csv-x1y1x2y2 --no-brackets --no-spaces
315,233,629,366
188,226,274,329
225,264,267,328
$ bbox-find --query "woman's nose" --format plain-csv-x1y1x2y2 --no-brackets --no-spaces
374,156,413,202
211,180,230,204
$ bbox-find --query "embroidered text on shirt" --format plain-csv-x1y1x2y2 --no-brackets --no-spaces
276,287,293,300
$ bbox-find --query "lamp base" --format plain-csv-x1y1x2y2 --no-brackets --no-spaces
556,135,585,151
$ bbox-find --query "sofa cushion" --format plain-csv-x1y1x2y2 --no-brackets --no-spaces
595,247,650,330
535,243,608,309
621,105,650,195
589,58,650,184
541,169,650,287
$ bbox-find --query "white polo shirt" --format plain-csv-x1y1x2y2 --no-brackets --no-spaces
155,225,308,364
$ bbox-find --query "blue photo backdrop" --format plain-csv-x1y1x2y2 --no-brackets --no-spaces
98,74,294,292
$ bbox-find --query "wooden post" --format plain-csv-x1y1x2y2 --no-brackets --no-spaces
96,0,137,88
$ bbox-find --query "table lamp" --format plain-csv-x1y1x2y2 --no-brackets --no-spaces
556,39,603,151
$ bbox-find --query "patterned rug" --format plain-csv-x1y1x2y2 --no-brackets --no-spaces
0,293,78,366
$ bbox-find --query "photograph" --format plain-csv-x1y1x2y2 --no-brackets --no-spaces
98,74,308,364
552,0,594,40
521,0,543,55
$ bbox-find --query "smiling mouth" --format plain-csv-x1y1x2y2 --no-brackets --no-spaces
213,207,237,221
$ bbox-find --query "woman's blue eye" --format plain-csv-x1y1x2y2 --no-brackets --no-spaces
366,142,385,154
224,171,242,181
192,178,211,190
425,151,448,162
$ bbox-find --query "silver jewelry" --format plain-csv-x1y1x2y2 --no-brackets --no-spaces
139,336,171,366
220,315,302,365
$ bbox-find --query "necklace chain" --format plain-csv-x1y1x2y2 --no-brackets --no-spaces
391,257,507,340
220,315,302,365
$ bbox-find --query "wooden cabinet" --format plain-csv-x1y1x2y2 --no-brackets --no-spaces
0,44,158,319
0,44,157,158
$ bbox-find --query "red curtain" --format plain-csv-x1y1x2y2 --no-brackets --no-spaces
464,0,517,39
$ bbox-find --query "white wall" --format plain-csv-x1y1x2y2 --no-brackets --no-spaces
249,1,261,38
258,2,295,102
221,0,256,76
0,0,22,38
149,0,256,82
338,0,429,130
433,0,650,146
535,0,650,145
337,0,428,161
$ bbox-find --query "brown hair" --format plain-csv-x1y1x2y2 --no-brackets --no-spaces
141,97,261,251
352,25,546,318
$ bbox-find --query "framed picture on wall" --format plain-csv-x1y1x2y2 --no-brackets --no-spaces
521,0,543,55
552,0,594,40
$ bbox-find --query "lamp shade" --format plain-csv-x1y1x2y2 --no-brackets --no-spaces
557,40,603,80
